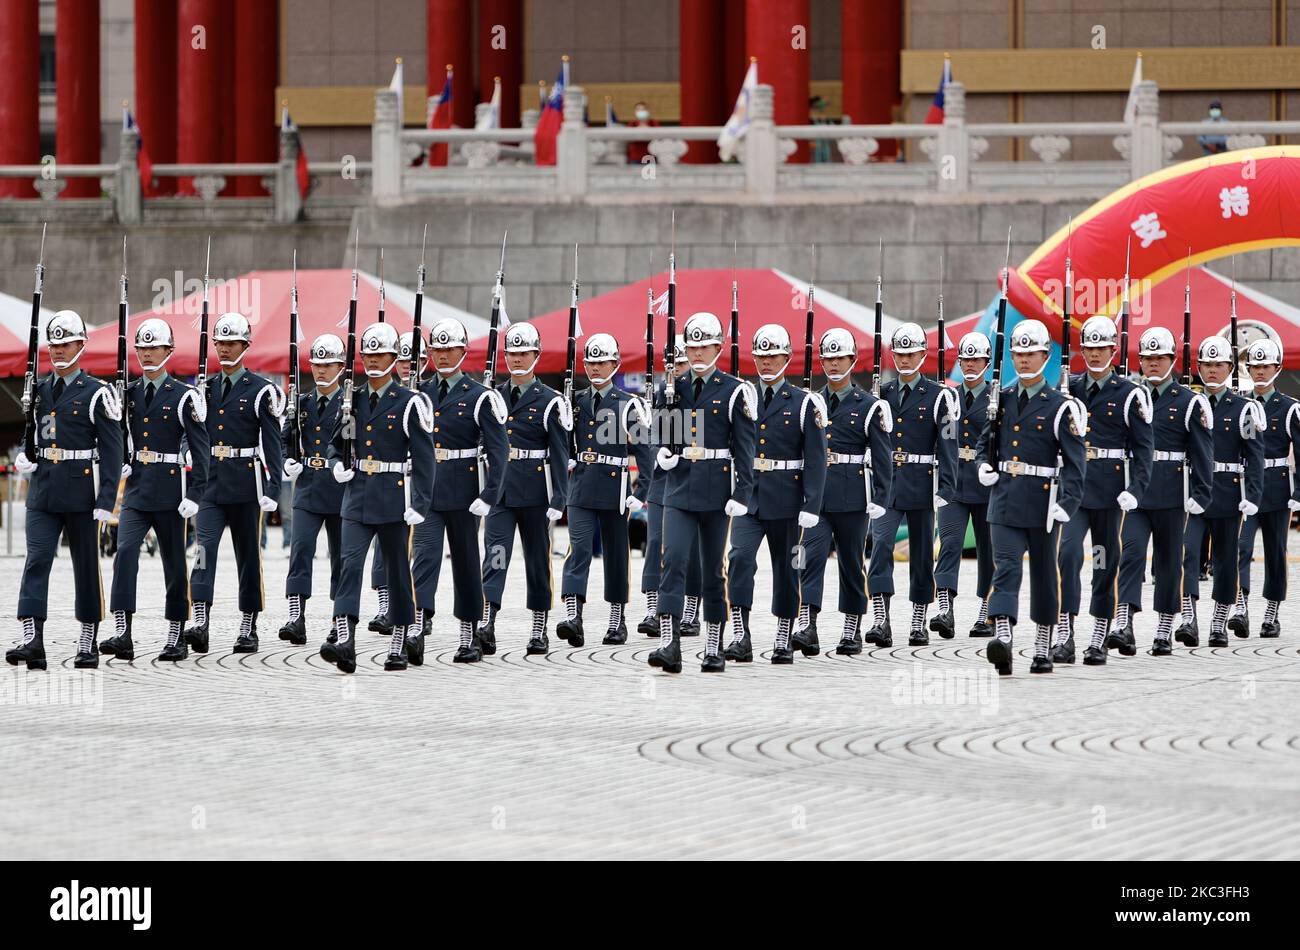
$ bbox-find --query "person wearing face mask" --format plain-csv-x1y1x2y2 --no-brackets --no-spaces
1197,99,1228,155
405,319,507,665
648,311,756,674
1175,336,1263,648
793,328,892,657
1234,339,1300,638
477,321,571,657
933,331,998,641
1052,316,1153,666
96,320,209,664
864,322,957,648
1112,327,1213,658
974,319,1086,675
7,311,124,671
276,334,346,648
183,313,285,657
556,334,654,647
720,324,827,668
626,101,658,164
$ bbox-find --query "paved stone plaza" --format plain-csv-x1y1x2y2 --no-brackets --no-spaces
2,526,1299,860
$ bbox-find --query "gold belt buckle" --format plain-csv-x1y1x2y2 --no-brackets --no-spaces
580,451,597,464
362,459,386,475
1004,460,1024,476
958,447,976,461
754,458,774,472
508,448,523,461
212,445,234,459
893,451,908,464
137,450,159,464
682,446,705,462
307,456,327,469
435,448,450,462
44,447,63,463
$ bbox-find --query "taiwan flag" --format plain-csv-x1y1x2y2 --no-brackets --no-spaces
281,106,310,199
122,106,155,197
427,66,453,167
534,57,570,167
925,55,953,124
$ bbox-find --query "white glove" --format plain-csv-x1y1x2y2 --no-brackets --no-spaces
282,458,303,479
92,508,113,522
625,496,644,514
469,497,491,517
977,463,999,487
1185,496,1205,515
724,499,747,518
258,495,279,513
867,502,886,520
14,452,37,475
567,459,577,472
403,507,425,526
1049,503,1071,524
934,494,948,509
656,447,679,471
1116,490,1138,512
546,507,564,522
177,498,199,519
1239,499,1259,517
1289,499,1300,512
797,511,819,529
332,461,354,483
120,463,133,479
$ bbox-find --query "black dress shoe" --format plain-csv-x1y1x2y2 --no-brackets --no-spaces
6,621,46,671
1208,630,1229,647
319,619,357,673
184,617,210,654
602,620,628,645
476,604,499,655
791,612,820,656
1029,655,1053,674
865,621,892,648
908,628,929,647
700,652,725,673
278,616,307,645
930,608,956,639
638,613,659,637
1174,619,1199,647
405,628,426,666
233,623,259,654
1150,637,1172,656
1228,611,1250,639
1082,644,1107,665
525,632,549,656
368,611,394,636
1260,619,1281,639
1107,624,1137,656
986,635,1013,676
770,646,795,665
74,645,99,669
100,625,135,661
158,637,189,662
968,620,993,638
1051,633,1075,664
452,642,482,663
384,646,408,671
835,631,863,656
556,615,583,647
647,616,682,673
679,617,701,637
723,633,753,662
421,611,432,639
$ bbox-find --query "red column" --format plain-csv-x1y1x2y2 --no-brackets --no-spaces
722,0,747,100
0,0,40,198
135,0,177,194
843,0,901,159
478,0,521,128
56,0,101,197
216,0,234,194
427,0,473,128
745,0,809,163
680,0,725,163
233,0,277,196
177,0,223,195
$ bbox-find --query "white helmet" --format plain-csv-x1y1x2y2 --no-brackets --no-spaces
751,324,791,357
1197,335,1233,364
1009,319,1051,354
1138,327,1177,384
819,327,856,359
398,331,426,363
428,318,469,350
46,309,88,345
504,322,541,353
213,312,251,343
1079,316,1118,348
890,322,927,354
360,323,399,378
682,312,724,347
956,331,991,360
672,334,687,365
309,333,345,364
584,333,620,363
1246,338,1283,366
133,318,174,348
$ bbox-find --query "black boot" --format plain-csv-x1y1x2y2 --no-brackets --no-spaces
1228,610,1250,639
74,624,99,669
100,614,135,661
278,615,308,646
638,612,659,637
1106,620,1137,656
475,603,499,656
556,600,584,647
405,618,426,666
1030,654,1053,674
986,626,1014,676
384,630,408,671
791,608,820,657
1082,644,1107,665
930,603,956,639
421,610,432,639
233,615,259,654
1151,637,1173,657
1051,631,1075,664
6,618,46,671
1174,618,1199,647
602,617,628,646
369,596,394,635
1208,627,1229,647
908,625,929,647
158,625,189,662
647,616,682,674
865,619,892,648
835,625,863,656
319,617,357,673
525,612,549,656
679,613,701,638
723,608,753,662
969,619,993,638
184,606,210,654
1260,618,1281,639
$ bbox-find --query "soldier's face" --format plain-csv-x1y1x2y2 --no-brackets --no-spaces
311,362,341,386
892,350,923,374
1012,351,1047,378
394,359,412,381
1249,363,1279,385
1140,354,1174,380
432,346,465,373
686,343,720,374
673,359,689,378
506,350,538,375
958,357,988,381
48,340,82,368
1082,345,1114,372
215,340,247,364
754,353,787,378
135,345,170,373
1199,361,1230,386
585,359,617,382
820,354,853,378
362,353,395,379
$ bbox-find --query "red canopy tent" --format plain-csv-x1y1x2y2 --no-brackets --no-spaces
465,269,902,377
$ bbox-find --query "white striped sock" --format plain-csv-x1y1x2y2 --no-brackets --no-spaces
646,590,658,614
1115,603,1131,631
910,602,926,632
334,615,350,645
775,617,792,651
114,610,128,637
1264,600,1280,625
459,619,473,649
728,605,745,646
683,595,699,625
78,622,94,653
994,615,1012,642
377,586,390,615
1090,617,1109,650
872,594,886,627
1034,623,1051,658
1211,601,1229,634
608,602,623,631
938,588,952,613
1053,612,1070,646
1155,612,1174,641
706,621,722,657
166,620,183,647
977,598,989,624
195,601,209,626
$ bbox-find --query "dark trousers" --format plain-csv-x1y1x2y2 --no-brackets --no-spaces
286,508,342,602
799,513,869,615
18,508,102,624
413,508,484,622
868,507,935,603
726,513,802,619
370,537,387,589
642,500,702,596
1118,507,1186,615
1182,512,1240,605
658,506,730,621
1058,506,1124,619
189,502,264,613
110,507,189,621
334,519,414,625
988,522,1062,627
1238,510,1290,602
562,505,630,603
935,501,992,597
481,505,553,612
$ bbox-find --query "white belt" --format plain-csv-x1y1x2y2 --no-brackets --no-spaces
436,447,480,462
38,447,97,462
893,452,936,465
682,446,731,462
1085,446,1127,460
1265,457,1290,469
1214,461,1244,474
828,452,867,465
134,450,184,465
754,458,804,472
999,460,1057,478
211,445,258,459
957,447,977,462
509,448,548,461
1153,450,1185,462
576,451,628,467
352,459,407,475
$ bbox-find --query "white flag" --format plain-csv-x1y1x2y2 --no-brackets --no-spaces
389,59,404,125
1122,52,1142,124
717,59,758,162
477,78,501,131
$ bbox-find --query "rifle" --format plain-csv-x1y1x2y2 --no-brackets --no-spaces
197,236,212,384
664,212,678,454
1182,247,1193,385
1230,255,1240,393
484,232,507,390
1119,236,1132,378
116,236,130,447
20,223,46,462
409,224,428,390
730,241,740,375
563,243,579,428
986,228,1012,472
803,245,815,391
937,250,947,388
286,250,302,461
1060,218,1072,394
645,254,655,393
376,248,386,324
339,231,360,469
871,238,883,396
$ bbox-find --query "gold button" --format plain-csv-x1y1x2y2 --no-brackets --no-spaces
216,425,223,431
143,417,149,423
366,440,373,446
759,438,766,444
219,409,224,415
142,431,149,437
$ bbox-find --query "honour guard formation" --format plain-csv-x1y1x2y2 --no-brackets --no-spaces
7,225,1300,682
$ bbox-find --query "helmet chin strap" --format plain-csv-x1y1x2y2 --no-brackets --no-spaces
434,349,468,375
1202,375,1229,392
217,348,247,370
894,359,922,379
1016,370,1045,382
312,366,344,389
509,352,540,377
1144,361,1175,385
757,356,790,384
821,355,857,382
1251,367,1282,390
137,349,175,374
961,370,985,382
587,360,620,387
50,344,85,371
364,357,397,379
690,349,722,375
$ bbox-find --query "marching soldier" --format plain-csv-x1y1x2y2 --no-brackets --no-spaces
7,310,124,670
558,333,654,646
975,319,1086,675
793,328,891,656
865,323,957,647
277,333,346,646
649,311,756,673
1113,327,1213,656
1235,339,1300,638
477,322,570,656
184,313,285,655
933,331,996,639
1053,316,1153,665
722,324,827,666
1177,336,1262,647
638,339,706,639
100,319,209,662
407,318,508,664
320,322,434,673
